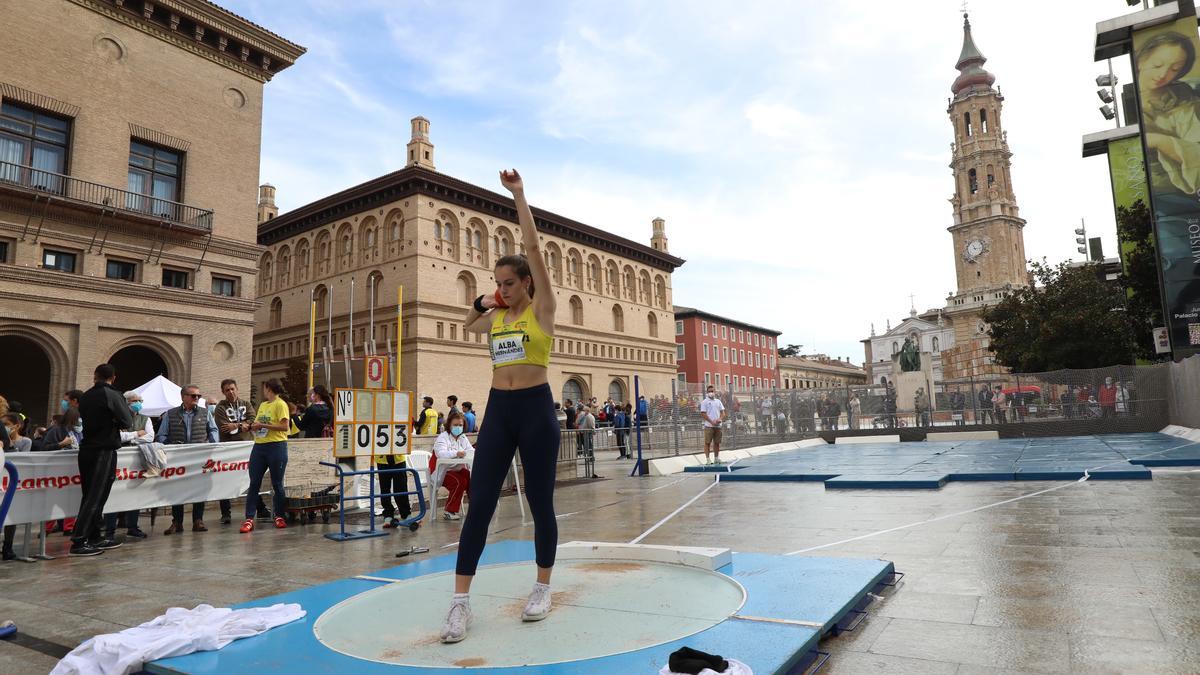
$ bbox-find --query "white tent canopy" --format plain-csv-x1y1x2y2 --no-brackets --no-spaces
131,375,205,417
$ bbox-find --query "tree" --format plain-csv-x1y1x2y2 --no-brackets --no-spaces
777,343,803,358
983,260,1136,371
281,357,309,404
1115,199,1167,362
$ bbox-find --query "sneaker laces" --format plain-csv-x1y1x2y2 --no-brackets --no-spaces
524,584,551,614
442,600,469,637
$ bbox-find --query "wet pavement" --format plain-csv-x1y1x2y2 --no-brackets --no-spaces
1,451,1198,674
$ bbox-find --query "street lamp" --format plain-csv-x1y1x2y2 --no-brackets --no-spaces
1074,222,1087,256
1096,64,1120,127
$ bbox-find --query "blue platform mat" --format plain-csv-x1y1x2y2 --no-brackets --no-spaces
688,433,1198,489
146,541,893,675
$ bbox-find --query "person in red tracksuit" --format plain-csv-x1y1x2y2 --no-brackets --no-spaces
431,410,473,521
1097,377,1118,418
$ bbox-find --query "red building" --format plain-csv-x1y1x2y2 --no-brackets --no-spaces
673,305,781,392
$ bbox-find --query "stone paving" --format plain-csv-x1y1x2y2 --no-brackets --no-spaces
1,451,1198,673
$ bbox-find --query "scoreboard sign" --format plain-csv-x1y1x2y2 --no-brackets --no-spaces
363,356,388,389
333,388,413,459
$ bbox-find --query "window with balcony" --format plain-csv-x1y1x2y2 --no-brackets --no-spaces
162,267,189,289
212,275,237,297
105,259,137,281
0,102,70,193
0,240,9,264
43,248,76,273
127,140,183,217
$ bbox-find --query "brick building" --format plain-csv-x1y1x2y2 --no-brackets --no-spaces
0,0,303,425
673,306,780,392
778,355,867,390
252,118,685,413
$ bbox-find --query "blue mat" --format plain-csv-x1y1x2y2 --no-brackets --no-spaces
146,541,894,674
686,433,1200,489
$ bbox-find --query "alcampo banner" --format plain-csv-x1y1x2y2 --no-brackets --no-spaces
1133,16,1200,356
1,442,253,525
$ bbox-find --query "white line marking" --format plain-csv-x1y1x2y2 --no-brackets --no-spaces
442,542,459,549
648,476,694,492
355,575,402,583
784,440,1195,556
731,614,825,628
629,478,720,545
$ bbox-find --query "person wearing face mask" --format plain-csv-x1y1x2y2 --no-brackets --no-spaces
299,385,333,439
700,385,726,466
431,410,473,521
2,413,31,561
101,392,153,540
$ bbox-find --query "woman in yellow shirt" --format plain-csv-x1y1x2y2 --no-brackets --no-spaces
440,169,559,644
240,379,291,533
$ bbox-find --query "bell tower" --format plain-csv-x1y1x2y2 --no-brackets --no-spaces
407,116,435,170
942,13,1028,377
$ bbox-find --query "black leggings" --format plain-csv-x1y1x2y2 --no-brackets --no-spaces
456,383,559,576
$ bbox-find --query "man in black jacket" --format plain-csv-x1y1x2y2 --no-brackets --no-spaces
71,364,133,556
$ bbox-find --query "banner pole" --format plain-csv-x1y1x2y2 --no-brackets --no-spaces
396,286,403,390
307,298,316,390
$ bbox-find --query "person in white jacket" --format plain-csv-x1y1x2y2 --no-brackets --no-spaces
431,411,473,521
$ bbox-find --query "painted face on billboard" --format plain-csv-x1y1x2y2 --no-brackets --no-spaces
1139,42,1189,91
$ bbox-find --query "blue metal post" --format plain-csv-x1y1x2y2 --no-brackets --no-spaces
630,375,644,477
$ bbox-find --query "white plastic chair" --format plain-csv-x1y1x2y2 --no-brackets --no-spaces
407,450,434,517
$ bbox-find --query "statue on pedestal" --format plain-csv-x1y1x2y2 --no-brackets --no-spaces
899,337,921,372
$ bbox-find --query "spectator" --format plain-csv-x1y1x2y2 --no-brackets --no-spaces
70,364,133,557
950,390,966,426
993,385,1009,424
848,393,862,430
215,378,262,522
41,408,80,451
155,384,219,534
7,400,25,427
578,405,597,477
977,385,993,424
760,397,773,432
2,413,31,560
613,405,629,459
299,385,333,439
1098,377,1118,418
461,402,477,433
636,396,648,425
554,401,566,428
240,379,291,533
377,446,413,529
700,385,726,465
417,396,440,435
603,399,615,427
914,388,930,427
563,399,577,430
431,410,473,521
446,395,461,430
102,391,153,540
1061,386,1076,419
287,401,304,438
884,387,898,429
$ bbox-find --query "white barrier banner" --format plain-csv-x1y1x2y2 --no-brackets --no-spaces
1,442,254,525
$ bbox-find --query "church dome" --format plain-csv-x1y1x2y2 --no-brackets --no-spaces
951,14,996,97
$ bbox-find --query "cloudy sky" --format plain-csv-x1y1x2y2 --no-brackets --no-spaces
225,0,1137,364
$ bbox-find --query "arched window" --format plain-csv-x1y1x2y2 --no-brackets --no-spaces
434,220,443,240
472,230,481,249
562,378,585,405
986,164,995,188
892,341,899,354
932,336,940,351
964,111,972,137
276,246,290,288
648,313,659,338
336,223,354,270
612,304,624,332
606,261,619,295
545,245,562,283
456,271,477,305
260,252,273,293
443,222,454,242
623,266,635,300
587,255,601,291
315,230,332,275
569,295,583,326
608,379,626,404
968,168,978,194
314,284,328,319
654,275,667,308
638,270,651,304
269,297,282,328
294,238,311,283
567,251,582,288
980,108,988,134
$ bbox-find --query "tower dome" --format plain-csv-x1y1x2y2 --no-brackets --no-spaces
951,14,996,97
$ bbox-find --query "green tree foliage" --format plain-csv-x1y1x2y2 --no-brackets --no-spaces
983,260,1136,371
1115,199,1166,361
281,357,309,405
777,343,803,358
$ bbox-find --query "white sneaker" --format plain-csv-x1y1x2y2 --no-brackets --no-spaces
440,598,471,643
442,511,461,521
522,583,552,622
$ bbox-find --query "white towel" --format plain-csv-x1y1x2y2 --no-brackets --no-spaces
51,603,305,675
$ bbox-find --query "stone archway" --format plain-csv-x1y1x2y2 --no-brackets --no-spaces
106,336,185,391
0,326,71,428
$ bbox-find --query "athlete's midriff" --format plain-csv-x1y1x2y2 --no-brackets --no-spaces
491,363,548,391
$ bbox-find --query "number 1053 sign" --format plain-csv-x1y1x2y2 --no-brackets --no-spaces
332,388,414,459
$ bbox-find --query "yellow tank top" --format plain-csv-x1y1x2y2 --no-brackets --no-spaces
490,304,552,369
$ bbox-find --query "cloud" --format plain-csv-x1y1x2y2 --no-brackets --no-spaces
223,0,1136,366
